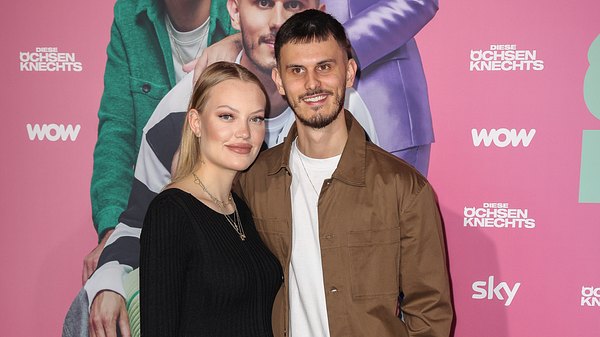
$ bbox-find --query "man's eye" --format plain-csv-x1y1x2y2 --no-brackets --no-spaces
284,1,303,11
318,64,331,71
257,0,273,8
291,67,304,74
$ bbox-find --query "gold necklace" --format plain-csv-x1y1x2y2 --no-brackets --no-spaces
192,173,246,241
192,173,232,208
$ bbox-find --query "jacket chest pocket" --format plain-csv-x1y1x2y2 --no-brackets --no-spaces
347,227,400,298
253,218,288,265
129,77,170,102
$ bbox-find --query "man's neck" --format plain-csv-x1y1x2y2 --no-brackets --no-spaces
164,0,210,32
296,110,348,159
240,54,288,118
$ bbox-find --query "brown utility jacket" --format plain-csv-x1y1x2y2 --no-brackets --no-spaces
237,112,453,337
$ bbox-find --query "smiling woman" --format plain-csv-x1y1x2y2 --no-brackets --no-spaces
138,62,282,337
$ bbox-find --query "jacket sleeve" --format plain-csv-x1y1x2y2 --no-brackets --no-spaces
90,10,137,240
343,0,439,70
398,181,453,337
84,107,183,306
140,196,190,337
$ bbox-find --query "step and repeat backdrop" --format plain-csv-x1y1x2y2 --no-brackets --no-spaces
1,1,598,336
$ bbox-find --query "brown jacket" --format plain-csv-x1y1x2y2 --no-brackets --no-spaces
237,112,453,337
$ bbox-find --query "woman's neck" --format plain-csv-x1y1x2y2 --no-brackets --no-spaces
191,164,236,203
164,0,211,32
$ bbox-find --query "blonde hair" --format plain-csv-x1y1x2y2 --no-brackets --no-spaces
170,61,270,184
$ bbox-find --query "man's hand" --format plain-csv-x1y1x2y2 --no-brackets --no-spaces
89,290,131,337
82,229,114,284
182,33,242,82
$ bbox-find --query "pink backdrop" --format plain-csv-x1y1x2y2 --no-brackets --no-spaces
1,1,599,336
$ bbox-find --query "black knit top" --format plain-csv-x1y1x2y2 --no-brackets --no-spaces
140,188,282,337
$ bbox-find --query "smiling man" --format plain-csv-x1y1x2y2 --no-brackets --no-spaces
236,10,453,337
79,2,378,337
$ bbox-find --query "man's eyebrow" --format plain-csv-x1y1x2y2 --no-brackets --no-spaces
317,59,336,65
285,59,337,69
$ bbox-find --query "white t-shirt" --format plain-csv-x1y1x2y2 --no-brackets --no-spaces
165,15,210,82
289,139,341,337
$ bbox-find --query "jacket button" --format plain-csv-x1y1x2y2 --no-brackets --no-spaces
141,83,151,93
324,234,334,240
329,286,338,293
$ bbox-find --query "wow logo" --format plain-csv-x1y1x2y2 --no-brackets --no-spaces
580,34,600,203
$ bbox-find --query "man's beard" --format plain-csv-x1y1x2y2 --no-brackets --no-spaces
242,32,276,74
290,88,345,129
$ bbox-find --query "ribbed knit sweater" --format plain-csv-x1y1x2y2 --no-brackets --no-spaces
140,188,282,337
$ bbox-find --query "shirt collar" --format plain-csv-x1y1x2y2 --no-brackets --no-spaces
267,111,368,187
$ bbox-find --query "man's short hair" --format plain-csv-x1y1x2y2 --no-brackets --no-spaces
274,9,353,64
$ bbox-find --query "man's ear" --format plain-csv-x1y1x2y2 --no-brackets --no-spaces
188,109,202,137
318,3,326,12
272,67,286,96
345,58,358,88
227,0,241,31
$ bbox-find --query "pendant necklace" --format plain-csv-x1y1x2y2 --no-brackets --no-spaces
192,173,246,241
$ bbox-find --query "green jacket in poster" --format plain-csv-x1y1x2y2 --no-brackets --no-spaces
91,0,235,239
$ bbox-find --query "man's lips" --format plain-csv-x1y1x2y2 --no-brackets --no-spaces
226,143,253,154
260,35,276,46
302,94,329,104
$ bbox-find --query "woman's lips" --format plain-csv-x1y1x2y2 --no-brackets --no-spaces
226,143,253,154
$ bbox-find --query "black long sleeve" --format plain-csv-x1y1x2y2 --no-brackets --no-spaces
140,188,282,337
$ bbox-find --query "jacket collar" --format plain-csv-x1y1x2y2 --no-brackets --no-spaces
268,111,367,187
135,0,233,45
135,0,163,22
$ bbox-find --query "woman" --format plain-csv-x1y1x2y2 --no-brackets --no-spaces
140,62,282,337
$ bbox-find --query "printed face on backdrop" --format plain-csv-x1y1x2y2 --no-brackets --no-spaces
227,0,323,74
189,79,267,173
272,36,357,128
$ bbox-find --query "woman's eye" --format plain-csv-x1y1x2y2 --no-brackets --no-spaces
251,116,265,124
219,114,234,121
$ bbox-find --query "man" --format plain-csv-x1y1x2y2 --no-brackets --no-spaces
236,10,453,336
323,0,438,176
193,0,439,175
85,0,238,282
79,1,377,337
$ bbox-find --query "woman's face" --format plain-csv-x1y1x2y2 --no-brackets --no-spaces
195,79,266,173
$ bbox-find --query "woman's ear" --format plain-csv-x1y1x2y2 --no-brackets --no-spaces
188,109,202,137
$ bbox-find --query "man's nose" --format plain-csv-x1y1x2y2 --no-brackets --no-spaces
269,3,286,31
305,70,321,90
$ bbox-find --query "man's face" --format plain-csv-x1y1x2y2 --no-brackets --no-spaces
228,0,322,74
272,36,357,129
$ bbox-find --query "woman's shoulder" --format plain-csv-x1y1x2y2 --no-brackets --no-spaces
150,188,195,209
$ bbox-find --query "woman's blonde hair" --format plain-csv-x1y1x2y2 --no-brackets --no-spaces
170,61,270,184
